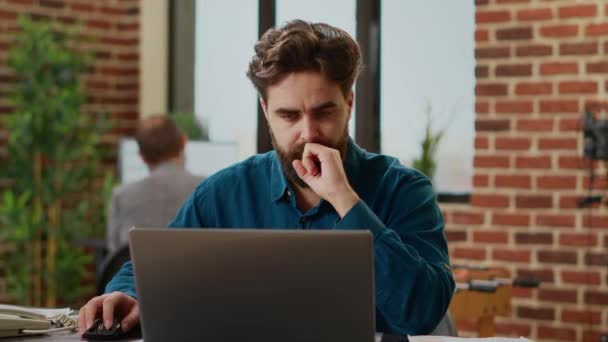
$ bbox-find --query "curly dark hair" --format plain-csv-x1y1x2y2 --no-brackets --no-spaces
247,20,362,101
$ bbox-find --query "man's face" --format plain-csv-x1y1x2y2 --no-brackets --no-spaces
261,71,353,188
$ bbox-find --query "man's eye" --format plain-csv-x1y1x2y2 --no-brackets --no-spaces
280,113,297,121
317,110,333,118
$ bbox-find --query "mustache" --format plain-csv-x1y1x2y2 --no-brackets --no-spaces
288,137,344,160
269,125,350,189
287,143,306,161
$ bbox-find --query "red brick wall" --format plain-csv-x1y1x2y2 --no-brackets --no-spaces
0,0,139,300
442,1,608,341
0,0,140,154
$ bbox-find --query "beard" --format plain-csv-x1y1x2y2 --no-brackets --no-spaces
270,125,350,189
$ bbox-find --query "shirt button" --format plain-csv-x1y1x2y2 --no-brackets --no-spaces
287,190,292,197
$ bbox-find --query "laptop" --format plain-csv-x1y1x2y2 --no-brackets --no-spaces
129,228,376,342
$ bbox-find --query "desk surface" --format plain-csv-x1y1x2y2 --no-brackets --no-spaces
7,331,141,341
5,332,393,341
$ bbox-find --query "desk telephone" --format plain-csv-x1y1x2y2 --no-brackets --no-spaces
0,304,77,338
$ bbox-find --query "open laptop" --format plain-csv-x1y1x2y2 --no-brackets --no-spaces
129,228,376,342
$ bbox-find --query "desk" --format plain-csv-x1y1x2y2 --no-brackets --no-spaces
7,332,140,342
7,332,395,341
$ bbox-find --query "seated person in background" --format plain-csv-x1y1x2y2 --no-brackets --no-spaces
82,20,454,336
106,115,203,253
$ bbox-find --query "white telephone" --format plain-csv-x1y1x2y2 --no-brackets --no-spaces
0,304,77,338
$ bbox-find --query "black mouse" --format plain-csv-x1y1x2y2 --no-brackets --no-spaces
82,318,126,341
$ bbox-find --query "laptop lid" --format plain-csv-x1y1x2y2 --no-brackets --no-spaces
129,228,376,342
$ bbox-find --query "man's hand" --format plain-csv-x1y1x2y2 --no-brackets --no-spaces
78,291,140,336
292,143,359,217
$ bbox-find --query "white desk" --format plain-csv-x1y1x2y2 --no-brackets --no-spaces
5,332,396,341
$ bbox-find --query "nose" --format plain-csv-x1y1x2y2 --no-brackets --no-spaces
299,115,320,143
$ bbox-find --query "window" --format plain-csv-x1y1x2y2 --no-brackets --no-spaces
381,0,475,193
194,0,259,160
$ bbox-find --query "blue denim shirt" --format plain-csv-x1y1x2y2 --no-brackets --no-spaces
106,139,454,335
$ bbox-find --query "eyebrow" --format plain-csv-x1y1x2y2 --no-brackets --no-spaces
275,101,337,114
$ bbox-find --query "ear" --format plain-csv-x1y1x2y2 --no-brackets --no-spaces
181,134,189,149
346,91,354,120
260,97,269,120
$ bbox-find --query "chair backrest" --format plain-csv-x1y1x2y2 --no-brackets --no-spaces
96,244,131,295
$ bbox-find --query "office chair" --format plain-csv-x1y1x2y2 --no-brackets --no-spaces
96,244,131,295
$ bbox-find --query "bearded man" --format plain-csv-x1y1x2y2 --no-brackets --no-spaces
79,20,454,336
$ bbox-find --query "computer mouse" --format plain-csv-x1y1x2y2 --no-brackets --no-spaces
82,318,127,341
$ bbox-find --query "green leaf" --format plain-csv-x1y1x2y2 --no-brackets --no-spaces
1,14,114,305
170,112,209,141
412,104,446,181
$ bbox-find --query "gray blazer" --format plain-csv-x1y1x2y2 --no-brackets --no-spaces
107,162,203,253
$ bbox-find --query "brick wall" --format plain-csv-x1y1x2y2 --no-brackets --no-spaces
0,0,140,301
442,1,608,341
0,0,140,155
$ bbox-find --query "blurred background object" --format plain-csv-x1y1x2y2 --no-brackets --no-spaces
412,103,448,184
169,111,209,141
0,16,113,307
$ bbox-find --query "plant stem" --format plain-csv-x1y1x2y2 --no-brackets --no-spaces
46,162,61,307
33,151,43,307
47,205,58,307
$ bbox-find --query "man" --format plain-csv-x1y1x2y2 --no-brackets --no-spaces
106,115,203,253
80,20,454,336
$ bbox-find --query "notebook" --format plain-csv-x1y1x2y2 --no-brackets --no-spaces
129,228,376,342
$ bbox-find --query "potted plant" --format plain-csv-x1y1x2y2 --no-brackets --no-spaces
0,16,113,307
170,111,209,141
412,103,446,183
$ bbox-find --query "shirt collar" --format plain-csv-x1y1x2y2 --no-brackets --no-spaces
343,137,363,188
270,151,290,202
150,160,183,175
270,138,364,202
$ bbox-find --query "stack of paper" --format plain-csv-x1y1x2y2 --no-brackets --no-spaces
408,336,534,342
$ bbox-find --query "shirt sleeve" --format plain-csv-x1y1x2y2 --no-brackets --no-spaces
168,183,208,228
105,261,137,299
334,174,455,335
105,184,208,297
